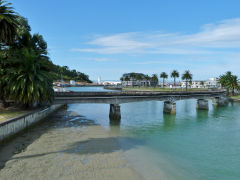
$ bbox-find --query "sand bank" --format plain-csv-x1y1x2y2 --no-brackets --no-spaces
0,110,143,180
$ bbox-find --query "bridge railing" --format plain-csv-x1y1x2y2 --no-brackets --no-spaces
55,90,226,97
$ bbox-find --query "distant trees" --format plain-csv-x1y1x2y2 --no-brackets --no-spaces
120,70,240,94
219,71,239,95
151,74,158,87
171,70,179,86
51,65,91,82
160,72,168,88
136,74,143,87
181,70,193,91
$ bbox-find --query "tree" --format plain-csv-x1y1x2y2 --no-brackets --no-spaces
181,70,193,91
151,74,158,87
129,72,136,79
136,74,143,86
160,72,168,88
171,70,179,87
2,24,55,108
0,0,19,45
144,75,151,86
219,71,239,96
125,76,130,86
4,48,54,108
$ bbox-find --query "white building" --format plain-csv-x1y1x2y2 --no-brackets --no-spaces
98,76,101,84
204,78,219,88
181,78,219,89
102,81,121,85
70,80,76,86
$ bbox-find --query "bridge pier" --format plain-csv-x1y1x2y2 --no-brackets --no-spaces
196,99,209,110
163,101,176,114
213,96,228,106
109,104,121,121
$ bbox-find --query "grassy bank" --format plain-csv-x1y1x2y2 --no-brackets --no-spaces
122,87,208,92
230,95,240,101
0,109,27,123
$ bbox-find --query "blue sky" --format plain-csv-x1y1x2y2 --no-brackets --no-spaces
10,0,240,80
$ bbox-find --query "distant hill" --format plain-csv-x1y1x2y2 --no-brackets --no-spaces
51,64,92,83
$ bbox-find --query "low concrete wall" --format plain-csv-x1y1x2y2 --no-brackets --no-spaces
0,104,63,142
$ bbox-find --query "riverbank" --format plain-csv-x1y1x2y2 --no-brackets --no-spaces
230,95,240,102
0,108,143,180
0,105,64,143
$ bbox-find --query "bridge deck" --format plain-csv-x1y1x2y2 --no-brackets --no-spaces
54,91,226,104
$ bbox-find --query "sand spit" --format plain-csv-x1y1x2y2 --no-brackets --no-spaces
0,110,143,180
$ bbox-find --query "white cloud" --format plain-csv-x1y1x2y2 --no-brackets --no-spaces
71,18,240,55
82,57,112,62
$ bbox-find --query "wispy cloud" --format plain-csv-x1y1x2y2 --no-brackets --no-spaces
71,18,240,55
82,57,113,62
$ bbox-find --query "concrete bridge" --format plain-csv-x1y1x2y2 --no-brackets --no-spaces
54,91,228,121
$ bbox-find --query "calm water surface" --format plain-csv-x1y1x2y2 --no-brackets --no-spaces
67,86,119,92
69,100,240,180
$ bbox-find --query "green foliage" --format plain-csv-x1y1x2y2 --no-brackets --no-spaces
125,76,130,81
151,74,158,82
4,48,54,107
219,71,239,95
0,1,91,108
160,72,168,87
0,0,19,45
181,70,193,91
51,65,92,82
171,70,179,86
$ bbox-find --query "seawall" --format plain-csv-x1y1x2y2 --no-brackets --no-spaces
0,104,64,143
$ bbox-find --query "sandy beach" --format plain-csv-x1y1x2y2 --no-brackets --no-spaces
0,110,143,180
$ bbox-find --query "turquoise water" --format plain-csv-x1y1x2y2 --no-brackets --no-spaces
67,86,119,92
68,99,240,180
65,86,240,179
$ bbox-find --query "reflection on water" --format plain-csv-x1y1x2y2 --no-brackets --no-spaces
196,110,209,120
163,114,176,130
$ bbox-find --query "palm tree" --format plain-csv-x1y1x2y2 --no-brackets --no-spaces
144,75,151,86
136,74,143,87
181,70,192,91
219,71,239,96
4,48,54,108
160,72,168,88
151,74,158,87
13,31,48,55
125,76,130,86
0,0,19,45
171,70,179,87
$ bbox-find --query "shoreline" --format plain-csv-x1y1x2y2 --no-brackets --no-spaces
0,108,144,180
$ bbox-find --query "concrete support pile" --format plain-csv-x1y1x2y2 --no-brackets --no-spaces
213,96,228,106
196,99,209,110
163,101,176,115
109,104,121,121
